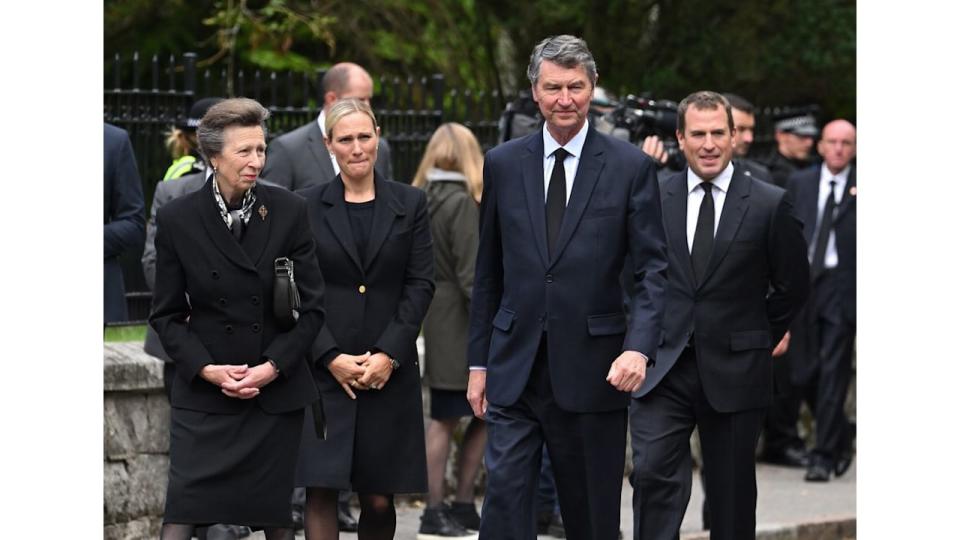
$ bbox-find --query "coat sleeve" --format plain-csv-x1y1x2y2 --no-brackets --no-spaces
765,190,810,343
262,197,327,375
466,157,504,369
373,190,436,365
141,179,174,290
104,128,146,259
623,153,668,363
148,207,215,382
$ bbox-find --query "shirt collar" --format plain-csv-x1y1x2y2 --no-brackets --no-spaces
543,119,589,159
820,162,851,187
687,161,734,194
317,110,328,139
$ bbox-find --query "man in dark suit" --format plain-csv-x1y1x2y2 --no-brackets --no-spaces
786,119,857,482
104,123,145,324
629,91,809,540
261,62,393,189
467,35,667,539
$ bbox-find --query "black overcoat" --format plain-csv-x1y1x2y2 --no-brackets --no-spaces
295,173,435,493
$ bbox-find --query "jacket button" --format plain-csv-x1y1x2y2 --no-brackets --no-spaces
252,323,261,333
225,324,234,334
251,296,260,305
218,297,227,306
358,284,367,294
211,270,220,279
545,274,553,284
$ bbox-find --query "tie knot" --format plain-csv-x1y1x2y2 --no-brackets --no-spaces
700,181,713,194
829,179,837,189
553,148,569,161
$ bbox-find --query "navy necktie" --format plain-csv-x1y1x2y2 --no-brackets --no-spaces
546,148,569,258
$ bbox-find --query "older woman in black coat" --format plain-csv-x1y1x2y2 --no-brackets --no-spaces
150,98,325,540
294,98,435,540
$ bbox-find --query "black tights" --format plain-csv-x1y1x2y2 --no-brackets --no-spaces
304,487,395,540
160,523,294,540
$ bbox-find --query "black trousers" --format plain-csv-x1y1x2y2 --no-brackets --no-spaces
480,338,626,540
801,270,856,463
630,347,765,540
762,346,805,454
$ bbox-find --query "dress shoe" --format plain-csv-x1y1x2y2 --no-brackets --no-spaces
418,505,478,539
338,499,359,532
834,451,853,477
447,501,481,531
804,455,832,482
759,445,810,468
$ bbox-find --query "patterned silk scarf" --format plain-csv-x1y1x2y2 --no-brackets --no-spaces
211,175,257,239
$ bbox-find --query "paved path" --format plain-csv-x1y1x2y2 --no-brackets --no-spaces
258,458,855,539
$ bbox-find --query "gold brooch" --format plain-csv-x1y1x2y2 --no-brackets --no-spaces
258,205,268,220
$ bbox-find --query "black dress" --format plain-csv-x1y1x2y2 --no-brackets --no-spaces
295,175,435,494
150,180,325,526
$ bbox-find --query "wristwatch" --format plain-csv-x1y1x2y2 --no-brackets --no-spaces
388,357,400,370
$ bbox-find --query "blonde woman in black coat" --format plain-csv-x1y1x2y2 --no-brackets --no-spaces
295,98,435,540
150,98,326,540
411,123,487,536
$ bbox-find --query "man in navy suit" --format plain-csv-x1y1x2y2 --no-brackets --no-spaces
104,123,145,324
467,34,667,539
786,119,857,482
629,92,809,540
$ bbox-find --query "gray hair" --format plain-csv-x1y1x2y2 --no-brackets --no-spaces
527,35,597,87
677,91,734,134
196,97,270,165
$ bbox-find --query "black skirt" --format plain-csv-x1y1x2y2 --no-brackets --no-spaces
164,404,304,528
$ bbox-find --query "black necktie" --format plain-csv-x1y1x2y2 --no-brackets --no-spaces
546,148,569,258
810,179,837,279
690,182,715,284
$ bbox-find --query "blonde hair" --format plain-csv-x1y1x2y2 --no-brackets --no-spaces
165,127,198,159
411,123,484,202
325,98,378,140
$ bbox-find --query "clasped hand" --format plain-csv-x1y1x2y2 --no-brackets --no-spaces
201,362,279,399
329,352,394,399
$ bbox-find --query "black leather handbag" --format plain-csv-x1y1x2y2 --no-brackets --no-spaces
273,257,301,330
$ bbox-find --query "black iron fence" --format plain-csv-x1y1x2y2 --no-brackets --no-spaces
104,51,818,325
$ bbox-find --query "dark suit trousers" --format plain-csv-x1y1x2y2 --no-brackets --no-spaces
480,338,626,540
630,348,765,540
762,346,804,453
804,270,855,462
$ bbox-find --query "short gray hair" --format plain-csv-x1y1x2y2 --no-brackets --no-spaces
197,97,270,165
527,35,597,87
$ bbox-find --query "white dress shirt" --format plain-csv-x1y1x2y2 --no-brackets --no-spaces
542,120,589,202
812,163,850,269
316,110,340,176
686,162,734,253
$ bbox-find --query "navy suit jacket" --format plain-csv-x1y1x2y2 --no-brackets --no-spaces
104,123,145,323
468,126,668,413
635,167,810,412
787,164,857,324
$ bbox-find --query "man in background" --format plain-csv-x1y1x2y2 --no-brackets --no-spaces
104,123,145,325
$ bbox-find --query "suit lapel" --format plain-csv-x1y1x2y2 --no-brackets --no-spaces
307,122,337,183
661,174,696,289
321,178,364,272
835,167,856,222
364,174,405,271
196,178,257,272
700,168,751,288
239,184,271,266
521,136,550,268
551,127,604,266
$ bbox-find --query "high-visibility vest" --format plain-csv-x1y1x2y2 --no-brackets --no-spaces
163,155,198,181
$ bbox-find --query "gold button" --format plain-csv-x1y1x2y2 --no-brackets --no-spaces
358,285,367,294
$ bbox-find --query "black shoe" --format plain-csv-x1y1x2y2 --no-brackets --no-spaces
546,512,565,538
759,445,810,468
835,450,854,477
447,501,481,531
804,456,832,482
338,499,359,532
418,505,478,539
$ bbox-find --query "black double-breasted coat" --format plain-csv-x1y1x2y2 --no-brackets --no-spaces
295,173,435,494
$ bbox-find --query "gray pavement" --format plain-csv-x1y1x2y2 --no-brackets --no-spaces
258,458,855,539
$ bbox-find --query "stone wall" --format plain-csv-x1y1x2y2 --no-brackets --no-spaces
104,342,168,540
